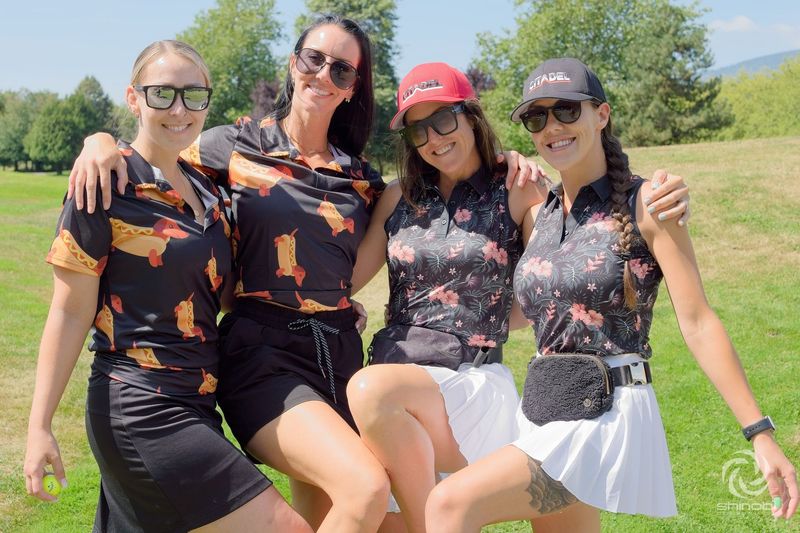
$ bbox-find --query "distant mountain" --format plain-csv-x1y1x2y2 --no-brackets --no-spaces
704,49,800,79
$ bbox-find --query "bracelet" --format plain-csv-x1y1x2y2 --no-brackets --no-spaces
742,416,775,441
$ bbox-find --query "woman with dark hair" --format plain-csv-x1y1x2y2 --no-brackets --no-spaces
66,16,391,532
24,40,311,532
423,58,798,532
345,62,691,533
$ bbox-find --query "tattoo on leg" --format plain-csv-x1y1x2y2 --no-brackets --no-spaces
525,457,577,515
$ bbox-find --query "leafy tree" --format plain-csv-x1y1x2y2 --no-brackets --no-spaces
296,0,399,171
177,0,283,127
74,76,114,132
107,103,138,142
0,90,57,170
715,56,800,140
24,99,76,174
24,80,115,174
474,0,732,151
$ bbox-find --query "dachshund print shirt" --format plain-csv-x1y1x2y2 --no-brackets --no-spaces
46,142,232,395
513,175,663,358
181,116,385,312
384,167,523,351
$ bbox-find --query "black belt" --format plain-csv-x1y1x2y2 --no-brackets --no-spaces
610,361,652,388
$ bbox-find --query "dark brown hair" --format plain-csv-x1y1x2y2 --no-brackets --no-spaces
600,115,637,309
272,14,374,156
396,99,504,206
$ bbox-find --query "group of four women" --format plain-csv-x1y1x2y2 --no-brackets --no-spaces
24,14,796,533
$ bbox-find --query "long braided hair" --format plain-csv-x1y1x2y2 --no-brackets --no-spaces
601,116,637,309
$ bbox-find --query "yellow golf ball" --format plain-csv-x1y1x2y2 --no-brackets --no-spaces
42,473,62,497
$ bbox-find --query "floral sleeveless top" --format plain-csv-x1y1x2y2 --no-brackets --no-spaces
384,167,523,350
513,175,663,358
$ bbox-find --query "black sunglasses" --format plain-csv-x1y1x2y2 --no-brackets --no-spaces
134,85,212,111
400,103,466,148
295,48,359,90
519,100,587,133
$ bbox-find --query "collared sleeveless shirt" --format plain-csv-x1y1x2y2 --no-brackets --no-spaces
513,175,663,358
384,167,523,350
182,116,385,312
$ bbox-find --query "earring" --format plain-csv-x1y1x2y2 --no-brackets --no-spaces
345,97,351,103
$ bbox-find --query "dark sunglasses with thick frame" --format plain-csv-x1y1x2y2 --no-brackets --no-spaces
134,85,213,111
294,47,359,90
400,103,467,148
520,99,599,133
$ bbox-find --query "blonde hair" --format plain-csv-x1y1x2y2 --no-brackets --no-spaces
130,40,211,86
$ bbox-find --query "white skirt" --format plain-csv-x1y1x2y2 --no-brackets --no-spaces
512,354,677,517
387,362,520,513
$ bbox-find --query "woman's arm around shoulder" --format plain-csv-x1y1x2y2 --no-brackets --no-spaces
351,181,403,295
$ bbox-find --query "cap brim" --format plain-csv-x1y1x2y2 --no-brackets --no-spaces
389,95,466,131
509,92,595,122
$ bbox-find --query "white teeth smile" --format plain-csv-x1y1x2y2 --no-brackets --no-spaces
548,138,574,149
433,143,455,155
308,85,332,96
164,124,190,132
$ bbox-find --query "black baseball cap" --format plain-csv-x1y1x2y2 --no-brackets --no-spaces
510,58,606,122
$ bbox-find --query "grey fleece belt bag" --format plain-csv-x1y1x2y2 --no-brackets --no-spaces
521,353,652,426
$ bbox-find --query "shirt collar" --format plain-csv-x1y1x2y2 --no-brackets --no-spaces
423,165,494,196
545,173,614,208
257,115,366,178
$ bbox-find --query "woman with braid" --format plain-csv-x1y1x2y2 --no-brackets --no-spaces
423,58,798,532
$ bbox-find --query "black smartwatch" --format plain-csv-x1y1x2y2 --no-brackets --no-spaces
742,416,775,441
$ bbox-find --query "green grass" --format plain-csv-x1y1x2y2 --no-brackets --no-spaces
2,136,799,532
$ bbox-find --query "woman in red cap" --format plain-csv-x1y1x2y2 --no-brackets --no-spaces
346,61,692,533
422,58,798,532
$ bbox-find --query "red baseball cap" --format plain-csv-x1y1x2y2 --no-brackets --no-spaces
389,62,476,131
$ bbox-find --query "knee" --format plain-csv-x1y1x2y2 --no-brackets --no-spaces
346,367,402,429
335,462,391,514
425,481,471,531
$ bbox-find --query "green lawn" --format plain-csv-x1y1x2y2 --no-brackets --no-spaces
1,136,799,532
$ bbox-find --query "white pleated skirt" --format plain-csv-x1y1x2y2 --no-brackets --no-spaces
512,354,677,517
387,362,520,513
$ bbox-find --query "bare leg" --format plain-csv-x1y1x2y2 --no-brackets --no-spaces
426,445,595,532
347,364,466,533
192,485,312,533
290,478,332,531
378,512,409,533
246,400,390,533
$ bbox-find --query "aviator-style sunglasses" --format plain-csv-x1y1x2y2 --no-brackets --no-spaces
134,85,213,111
519,100,591,133
400,103,466,148
295,48,359,90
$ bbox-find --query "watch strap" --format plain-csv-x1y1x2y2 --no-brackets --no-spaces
742,416,775,441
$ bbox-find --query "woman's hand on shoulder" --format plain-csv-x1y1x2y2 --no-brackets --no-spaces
643,169,690,227
498,151,550,190
67,133,127,213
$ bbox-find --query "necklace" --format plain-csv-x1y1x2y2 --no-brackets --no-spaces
282,120,329,157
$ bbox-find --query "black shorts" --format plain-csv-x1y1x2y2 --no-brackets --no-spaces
85,373,271,533
217,299,363,450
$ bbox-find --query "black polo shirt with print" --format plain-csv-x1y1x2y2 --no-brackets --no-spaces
46,142,232,396
181,116,385,313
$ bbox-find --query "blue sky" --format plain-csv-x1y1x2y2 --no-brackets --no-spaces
2,1,798,103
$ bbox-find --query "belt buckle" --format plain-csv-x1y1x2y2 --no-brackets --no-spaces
629,361,648,385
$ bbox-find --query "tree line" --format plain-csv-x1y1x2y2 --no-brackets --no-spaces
1,0,798,175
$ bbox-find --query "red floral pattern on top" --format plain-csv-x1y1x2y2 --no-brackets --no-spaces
384,168,523,350
513,175,662,358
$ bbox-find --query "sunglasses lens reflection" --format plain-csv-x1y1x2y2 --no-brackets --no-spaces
146,87,177,109
522,101,583,133
296,48,357,90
